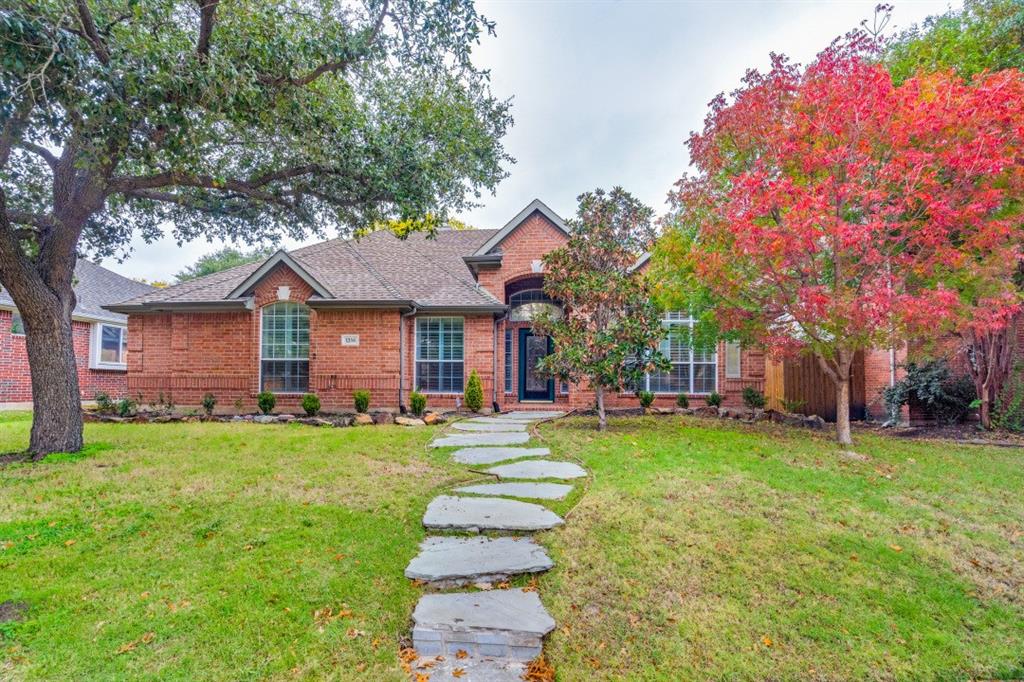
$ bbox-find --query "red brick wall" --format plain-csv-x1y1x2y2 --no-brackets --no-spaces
476,212,569,300
0,309,128,403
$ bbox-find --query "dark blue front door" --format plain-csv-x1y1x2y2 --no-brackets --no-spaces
518,329,554,401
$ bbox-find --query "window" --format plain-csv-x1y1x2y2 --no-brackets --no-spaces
504,328,513,394
416,317,464,393
91,323,128,368
508,289,561,322
260,302,309,393
645,312,718,394
10,312,24,335
725,341,741,379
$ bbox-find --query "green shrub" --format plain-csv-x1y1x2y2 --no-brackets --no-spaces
638,390,655,408
410,390,427,416
781,398,806,413
353,390,370,414
706,392,723,408
94,392,114,413
233,397,245,414
302,393,321,417
256,391,276,415
464,371,483,412
201,392,217,416
741,387,766,410
883,359,976,425
676,393,689,408
116,397,137,418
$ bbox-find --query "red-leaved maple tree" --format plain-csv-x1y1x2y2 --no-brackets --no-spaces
662,39,1024,444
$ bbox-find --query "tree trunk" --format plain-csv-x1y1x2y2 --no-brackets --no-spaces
595,384,607,431
835,372,852,446
961,318,1017,430
22,297,84,456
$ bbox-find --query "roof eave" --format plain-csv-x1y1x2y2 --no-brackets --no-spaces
103,300,254,314
414,304,508,315
306,298,415,311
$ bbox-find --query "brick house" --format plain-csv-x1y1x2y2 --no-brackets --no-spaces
0,260,154,404
106,199,769,414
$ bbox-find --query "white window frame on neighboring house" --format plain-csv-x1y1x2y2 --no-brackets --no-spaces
643,312,718,395
90,322,128,370
415,316,465,394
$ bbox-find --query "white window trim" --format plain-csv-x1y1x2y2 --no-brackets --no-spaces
258,302,310,394
90,322,128,371
414,316,465,394
644,313,718,395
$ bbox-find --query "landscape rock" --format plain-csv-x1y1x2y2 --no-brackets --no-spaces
804,414,826,430
371,411,394,425
253,414,276,424
395,416,426,426
353,413,374,426
692,406,719,418
297,417,333,427
422,412,445,425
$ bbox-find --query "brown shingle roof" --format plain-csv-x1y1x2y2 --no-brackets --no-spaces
109,229,503,310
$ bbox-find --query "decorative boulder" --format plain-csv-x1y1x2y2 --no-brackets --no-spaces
423,412,445,425
253,415,276,424
693,406,719,418
372,411,394,425
395,416,426,427
353,413,374,426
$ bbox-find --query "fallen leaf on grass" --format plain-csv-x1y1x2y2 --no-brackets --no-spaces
345,628,365,639
64,539,76,547
115,632,155,655
628,613,641,628
452,668,466,678
889,544,903,552
415,674,430,682
762,635,772,647
455,649,468,659
496,581,510,590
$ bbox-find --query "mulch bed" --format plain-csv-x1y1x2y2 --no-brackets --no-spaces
858,422,1024,447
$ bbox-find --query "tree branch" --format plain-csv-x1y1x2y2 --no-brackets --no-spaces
5,210,53,231
16,141,58,169
196,0,219,60
74,0,111,65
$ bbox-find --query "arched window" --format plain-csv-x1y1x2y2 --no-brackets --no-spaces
260,302,310,393
508,289,561,322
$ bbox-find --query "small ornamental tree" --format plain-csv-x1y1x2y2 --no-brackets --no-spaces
656,38,1024,445
534,188,668,431
0,0,510,456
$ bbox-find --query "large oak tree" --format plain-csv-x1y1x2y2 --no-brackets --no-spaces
0,0,511,455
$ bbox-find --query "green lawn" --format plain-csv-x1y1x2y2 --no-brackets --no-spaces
2,413,1023,680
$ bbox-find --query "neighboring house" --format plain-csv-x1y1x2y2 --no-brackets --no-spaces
0,260,155,404
105,199,768,413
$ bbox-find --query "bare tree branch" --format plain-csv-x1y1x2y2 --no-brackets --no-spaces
196,0,219,60
74,0,110,65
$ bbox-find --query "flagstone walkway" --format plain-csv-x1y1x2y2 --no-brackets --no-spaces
405,410,575,681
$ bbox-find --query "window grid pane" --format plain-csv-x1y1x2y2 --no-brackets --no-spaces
647,315,717,394
416,317,464,393
261,303,310,392
100,325,125,364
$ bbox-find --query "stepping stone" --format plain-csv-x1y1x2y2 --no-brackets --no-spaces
411,655,526,681
423,495,563,532
452,447,550,465
412,590,555,660
430,432,530,448
455,482,573,500
486,460,587,480
465,416,538,425
451,421,527,433
494,411,564,420
405,536,553,585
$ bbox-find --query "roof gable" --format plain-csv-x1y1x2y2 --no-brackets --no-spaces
226,250,332,299
472,199,569,256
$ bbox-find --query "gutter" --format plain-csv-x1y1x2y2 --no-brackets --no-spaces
307,298,415,311
103,299,254,314
399,304,419,410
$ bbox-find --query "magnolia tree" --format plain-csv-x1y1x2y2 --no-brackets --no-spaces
533,188,667,431
0,0,510,455
657,39,1024,445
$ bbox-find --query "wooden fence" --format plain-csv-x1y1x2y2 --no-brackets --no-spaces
764,352,866,422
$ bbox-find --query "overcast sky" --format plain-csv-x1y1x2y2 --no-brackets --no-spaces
112,0,957,281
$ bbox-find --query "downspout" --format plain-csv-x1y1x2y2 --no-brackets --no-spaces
399,305,418,411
